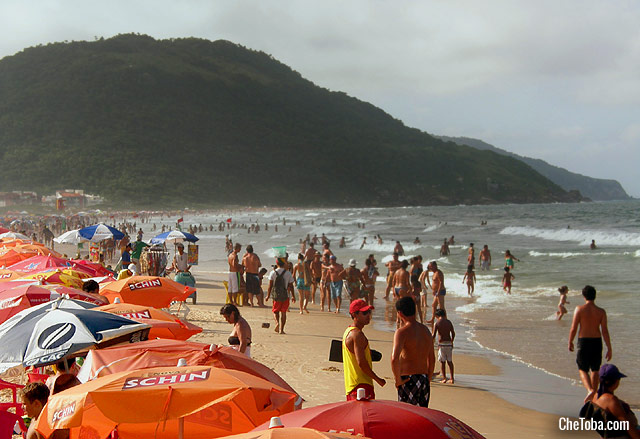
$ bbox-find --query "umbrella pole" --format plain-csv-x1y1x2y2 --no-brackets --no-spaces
178,417,184,439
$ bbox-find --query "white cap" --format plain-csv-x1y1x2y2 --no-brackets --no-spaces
114,297,121,303
356,387,367,401
269,417,284,429
177,358,187,367
349,258,357,267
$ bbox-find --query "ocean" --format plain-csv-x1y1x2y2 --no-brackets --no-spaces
158,200,639,411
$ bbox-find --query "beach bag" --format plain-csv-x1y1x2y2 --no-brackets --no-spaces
273,269,288,302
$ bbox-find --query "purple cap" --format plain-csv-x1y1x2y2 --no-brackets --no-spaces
599,364,626,380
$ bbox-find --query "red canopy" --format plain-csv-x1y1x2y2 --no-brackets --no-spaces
7,255,94,276
253,399,485,439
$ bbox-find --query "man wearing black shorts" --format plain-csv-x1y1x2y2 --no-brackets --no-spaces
569,285,612,403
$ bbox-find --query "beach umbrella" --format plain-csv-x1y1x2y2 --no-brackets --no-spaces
19,269,92,289
94,302,202,340
151,230,199,244
53,229,86,245
99,275,196,308
7,255,75,273
219,426,366,439
0,226,9,234
70,259,114,277
0,232,30,240
0,248,33,267
0,268,22,282
0,284,108,323
0,298,150,372
13,244,62,257
0,238,31,247
78,223,125,242
75,341,301,407
35,365,297,439
253,398,486,439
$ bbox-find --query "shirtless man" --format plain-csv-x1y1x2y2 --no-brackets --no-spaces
392,260,411,299
310,252,323,304
426,261,445,325
304,242,318,262
569,285,612,402
394,241,405,256
326,255,346,313
479,244,491,271
439,238,450,257
384,253,402,300
391,297,435,407
345,259,367,302
322,242,334,259
228,243,243,306
242,245,261,307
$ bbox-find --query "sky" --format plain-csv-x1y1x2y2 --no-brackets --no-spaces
2,0,639,196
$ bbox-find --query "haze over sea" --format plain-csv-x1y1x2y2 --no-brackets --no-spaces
170,200,639,409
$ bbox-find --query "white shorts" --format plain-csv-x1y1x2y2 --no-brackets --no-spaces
438,345,453,362
480,260,490,270
228,272,241,293
230,345,251,358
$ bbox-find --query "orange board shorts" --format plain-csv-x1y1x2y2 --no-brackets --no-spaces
272,299,290,313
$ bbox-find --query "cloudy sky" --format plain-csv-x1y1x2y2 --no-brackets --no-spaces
2,0,639,196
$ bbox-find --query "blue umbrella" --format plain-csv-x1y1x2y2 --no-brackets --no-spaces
150,230,199,245
78,223,125,242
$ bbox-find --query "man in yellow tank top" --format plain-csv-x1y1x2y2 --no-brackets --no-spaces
342,299,386,400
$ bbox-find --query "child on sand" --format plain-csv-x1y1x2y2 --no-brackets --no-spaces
462,264,476,297
502,267,514,294
556,285,570,320
434,309,455,383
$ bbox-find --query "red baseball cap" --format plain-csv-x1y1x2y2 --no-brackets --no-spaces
349,299,374,314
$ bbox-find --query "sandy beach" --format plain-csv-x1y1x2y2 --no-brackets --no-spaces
185,270,591,438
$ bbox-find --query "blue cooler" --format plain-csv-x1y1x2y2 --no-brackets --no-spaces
175,271,196,304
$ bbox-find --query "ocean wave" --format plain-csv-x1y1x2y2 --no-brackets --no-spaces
528,250,622,258
352,242,424,254
500,226,640,246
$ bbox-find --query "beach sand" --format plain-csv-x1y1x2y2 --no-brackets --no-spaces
185,271,591,438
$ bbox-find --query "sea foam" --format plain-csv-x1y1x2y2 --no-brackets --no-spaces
500,226,640,246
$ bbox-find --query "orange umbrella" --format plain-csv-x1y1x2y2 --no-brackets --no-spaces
0,268,22,282
0,238,32,247
220,427,365,439
13,244,62,257
0,247,33,267
36,365,297,439
100,276,196,308
94,303,202,340
76,340,301,408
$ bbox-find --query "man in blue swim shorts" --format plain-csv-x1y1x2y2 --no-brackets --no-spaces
326,255,346,313
426,261,446,325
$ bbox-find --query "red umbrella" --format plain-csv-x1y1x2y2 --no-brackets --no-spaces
253,398,485,439
0,284,106,323
7,255,94,276
70,259,114,277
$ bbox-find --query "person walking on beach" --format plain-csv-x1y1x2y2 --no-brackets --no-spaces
392,260,411,299
344,259,366,303
266,258,296,334
467,243,475,268
311,252,322,304
557,285,570,320
362,258,378,305
342,299,386,400
242,245,262,307
462,264,476,296
384,252,402,300
434,309,455,384
327,255,346,313
569,285,612,403
426,261,445,324
479,244,491,271
502,267,514,294
228,243,243,306
293,253,312,314
391,297,435,407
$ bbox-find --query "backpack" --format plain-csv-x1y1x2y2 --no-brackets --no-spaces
273,269,289,301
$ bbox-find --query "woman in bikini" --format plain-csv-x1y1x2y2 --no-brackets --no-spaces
220,304,252,357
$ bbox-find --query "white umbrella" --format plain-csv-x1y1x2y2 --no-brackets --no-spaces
0,232,31,240
53,229,87,245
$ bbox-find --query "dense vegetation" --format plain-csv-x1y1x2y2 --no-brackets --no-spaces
0,34,583,207
438,136,630,201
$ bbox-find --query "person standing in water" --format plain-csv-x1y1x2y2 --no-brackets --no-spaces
504,250,520,270
556,285,570,320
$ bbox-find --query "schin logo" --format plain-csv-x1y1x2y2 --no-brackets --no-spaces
37,323,76,350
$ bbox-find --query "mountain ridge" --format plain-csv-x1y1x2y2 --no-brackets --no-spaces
0,34,584,207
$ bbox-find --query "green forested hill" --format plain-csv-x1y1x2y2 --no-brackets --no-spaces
0,34,582,207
